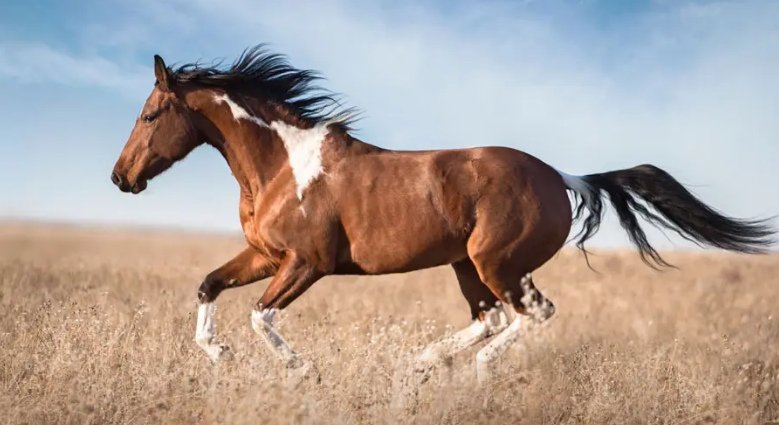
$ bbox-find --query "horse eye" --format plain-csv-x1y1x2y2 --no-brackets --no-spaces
142,114,156,123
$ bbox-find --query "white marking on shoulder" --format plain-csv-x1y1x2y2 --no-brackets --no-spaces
213,91,334,203
270,120,331,201
213,93,269,128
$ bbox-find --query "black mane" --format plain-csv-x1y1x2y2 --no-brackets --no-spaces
167,44,359,129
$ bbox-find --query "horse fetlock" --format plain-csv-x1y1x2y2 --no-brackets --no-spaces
286,357,322,387
195,337,233,362
215,343,234,360
416,345,442,366
414,348,450,377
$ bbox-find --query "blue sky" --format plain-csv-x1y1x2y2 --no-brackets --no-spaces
1,0,778,250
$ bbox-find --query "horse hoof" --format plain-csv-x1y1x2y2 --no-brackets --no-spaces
208,344,234,363
219,344,234,359
286,359,321,387
411,358,439,385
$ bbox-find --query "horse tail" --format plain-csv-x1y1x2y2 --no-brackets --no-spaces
556,164,777,269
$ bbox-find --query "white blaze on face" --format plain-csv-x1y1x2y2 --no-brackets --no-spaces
213,93,330,201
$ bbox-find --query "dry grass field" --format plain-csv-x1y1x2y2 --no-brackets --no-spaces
1,222,779,425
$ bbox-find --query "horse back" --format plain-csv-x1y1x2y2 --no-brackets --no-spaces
328,145,545,274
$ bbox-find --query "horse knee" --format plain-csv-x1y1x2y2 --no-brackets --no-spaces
197,273,224,303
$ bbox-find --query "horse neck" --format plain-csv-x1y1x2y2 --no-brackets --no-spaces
187,89,291,197
188,88,378,199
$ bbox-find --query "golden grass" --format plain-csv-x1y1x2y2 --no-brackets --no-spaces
1,222,779,424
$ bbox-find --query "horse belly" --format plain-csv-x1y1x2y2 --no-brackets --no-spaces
345,223,466,274
339,186,470,274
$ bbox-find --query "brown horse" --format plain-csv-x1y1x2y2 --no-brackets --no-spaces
110,45,776,383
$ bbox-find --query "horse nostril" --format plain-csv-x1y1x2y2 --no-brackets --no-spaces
111,172,122,186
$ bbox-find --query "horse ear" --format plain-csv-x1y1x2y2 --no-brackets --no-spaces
154,54,171,91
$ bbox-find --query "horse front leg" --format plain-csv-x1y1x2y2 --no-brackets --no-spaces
195,246,277,362
250,251,325,382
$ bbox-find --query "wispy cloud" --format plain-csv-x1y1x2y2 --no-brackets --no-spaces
1,0,777,249
165,0,779,201
0,41,151,98
160,0,777,154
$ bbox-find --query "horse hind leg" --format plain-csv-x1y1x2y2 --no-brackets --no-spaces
415,258,510,373
472,269,556,384
391,259,510,415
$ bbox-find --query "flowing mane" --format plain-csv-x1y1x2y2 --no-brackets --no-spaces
165,44,360,130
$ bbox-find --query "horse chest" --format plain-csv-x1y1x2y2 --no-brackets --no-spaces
238,194,267,251
241,197,314,255
240,212,287,259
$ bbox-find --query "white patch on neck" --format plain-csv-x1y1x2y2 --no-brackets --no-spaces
212,92,332,202
213,93,269,128
269,120,330,201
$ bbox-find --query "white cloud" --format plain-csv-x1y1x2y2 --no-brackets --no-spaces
2,0,778,251
0,42,150,99
151,0,779,248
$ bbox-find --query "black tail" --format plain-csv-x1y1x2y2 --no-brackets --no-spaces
561,164,777,269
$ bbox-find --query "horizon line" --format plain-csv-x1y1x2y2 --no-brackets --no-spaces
2,216,777,255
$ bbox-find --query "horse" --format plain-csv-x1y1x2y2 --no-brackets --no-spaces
109,45,776,384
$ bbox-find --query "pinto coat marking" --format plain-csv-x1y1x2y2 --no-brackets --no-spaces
110,45,777,383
